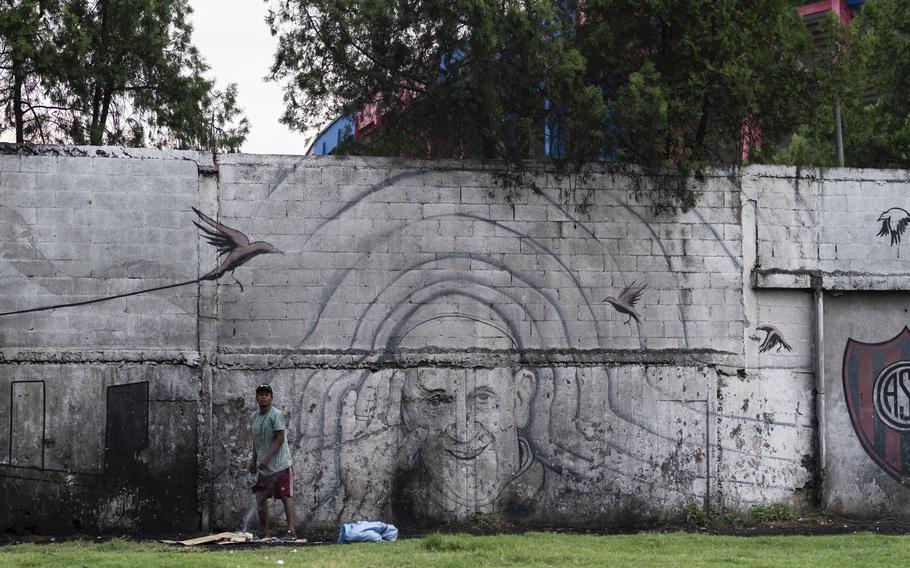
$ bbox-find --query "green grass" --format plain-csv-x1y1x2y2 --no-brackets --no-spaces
2,532,910,567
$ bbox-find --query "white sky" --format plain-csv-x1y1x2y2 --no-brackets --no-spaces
0,2,319,152
189,0,316,155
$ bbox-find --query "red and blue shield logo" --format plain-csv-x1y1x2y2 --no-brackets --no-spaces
843,327,910,485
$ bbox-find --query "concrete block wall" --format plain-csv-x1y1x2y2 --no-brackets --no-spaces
3,145,905,533
747,166,910,519
214,156,745,355
0,147,210,533
0,150,203,351
747,165,910,286
0,363,199,532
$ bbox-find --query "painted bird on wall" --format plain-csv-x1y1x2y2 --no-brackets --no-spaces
876,207,910,247
0,208,282,317
192,207,283,291
757,325,792,353
604,281,645,325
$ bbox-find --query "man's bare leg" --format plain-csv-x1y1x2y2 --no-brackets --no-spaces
256,492,270,537
280,496,296,537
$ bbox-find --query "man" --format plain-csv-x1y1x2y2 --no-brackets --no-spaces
394,366,542,520
250,383,296,540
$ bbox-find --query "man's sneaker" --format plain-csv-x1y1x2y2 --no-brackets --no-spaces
280,530,297,542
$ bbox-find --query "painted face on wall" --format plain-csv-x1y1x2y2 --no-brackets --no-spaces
400,367,535,512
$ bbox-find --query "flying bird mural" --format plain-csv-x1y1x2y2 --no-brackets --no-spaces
877,207,910,248
604,281,646,325
0,208,280,317
757,325,792,353
192,207,283,291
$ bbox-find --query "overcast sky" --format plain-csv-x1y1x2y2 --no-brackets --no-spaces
0,2,319,153
189,0,317,155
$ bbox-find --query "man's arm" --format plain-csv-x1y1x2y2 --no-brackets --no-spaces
249,448,258,474
258,430,285,470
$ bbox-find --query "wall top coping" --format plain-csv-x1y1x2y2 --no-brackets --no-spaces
0,142,214,170
745,164,910,182
754,268,910,291
5,142,910,187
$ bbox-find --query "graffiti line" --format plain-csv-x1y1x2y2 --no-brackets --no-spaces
0,278,200,317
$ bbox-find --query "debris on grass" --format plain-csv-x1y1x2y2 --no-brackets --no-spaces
160,532,307,546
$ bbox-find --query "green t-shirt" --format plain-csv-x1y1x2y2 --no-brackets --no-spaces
251,405,292,475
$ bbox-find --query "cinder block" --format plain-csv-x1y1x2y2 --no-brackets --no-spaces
513,205,549,221
55,157,94,175
0,154,21,172
35,207,73,226
5,190,52,208
423,202,458,218
1,171,38,192
20,155,59,172
386,203,424,220
695,320,733,339
704,257,741,274
617,238,652,256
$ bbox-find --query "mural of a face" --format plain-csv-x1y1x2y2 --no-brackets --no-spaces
399,367,535,514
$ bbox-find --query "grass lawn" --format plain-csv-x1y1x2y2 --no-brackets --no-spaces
2,531,909,567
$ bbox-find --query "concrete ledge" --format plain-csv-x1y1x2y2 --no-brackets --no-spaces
753,269,817,289
0,142,214,170
754,268,910,291
0,348,740,368
0,349,201,365
214,347,741,370
745,164,910,182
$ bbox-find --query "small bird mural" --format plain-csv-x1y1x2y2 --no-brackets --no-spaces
877,207,910,250
192,207,283,291
604,281,646,325
757,325,792,353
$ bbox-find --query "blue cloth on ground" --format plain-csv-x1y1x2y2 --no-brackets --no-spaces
337,521,399,543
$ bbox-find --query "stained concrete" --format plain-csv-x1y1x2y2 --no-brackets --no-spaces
0,145,907,532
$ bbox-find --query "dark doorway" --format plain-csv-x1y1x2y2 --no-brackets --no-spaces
104,382,149,476
10,381,45,468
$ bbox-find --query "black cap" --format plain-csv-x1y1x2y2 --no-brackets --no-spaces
255,383,273,394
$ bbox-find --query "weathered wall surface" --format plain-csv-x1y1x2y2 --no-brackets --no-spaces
745,166,910,518
0,147,906,533
0,148,209,533
208,154,753,529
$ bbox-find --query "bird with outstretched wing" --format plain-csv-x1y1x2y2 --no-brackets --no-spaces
877,207,910,248
0,208,282,317
604,281,646,325
757,325,792,353
192,207,283,291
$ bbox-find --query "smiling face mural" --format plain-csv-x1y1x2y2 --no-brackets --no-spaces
398,366,536,517
233,163,750,529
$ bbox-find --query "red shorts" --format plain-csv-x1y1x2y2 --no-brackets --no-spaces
251,466,293,499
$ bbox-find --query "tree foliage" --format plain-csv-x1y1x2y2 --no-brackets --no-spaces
841,0,910,168
0,0,59,144
0,0,248,152
580,1,817,175
269,0,820,206
771,0,910,169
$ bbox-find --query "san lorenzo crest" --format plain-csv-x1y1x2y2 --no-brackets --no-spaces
843,326,910,484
